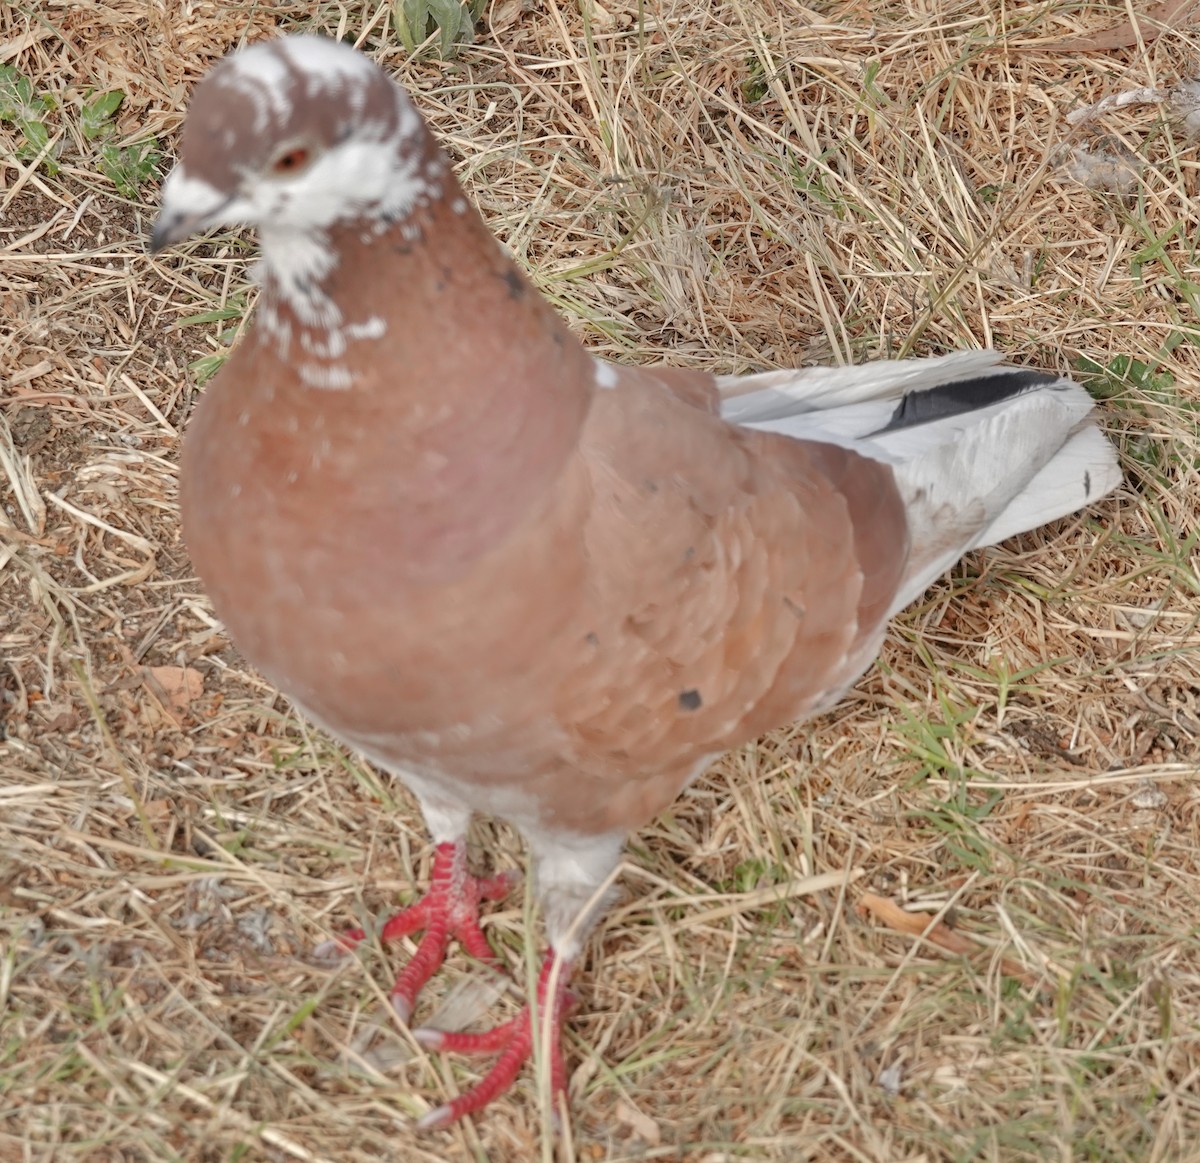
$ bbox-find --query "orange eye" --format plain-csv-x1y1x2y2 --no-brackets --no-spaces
272,147,310,173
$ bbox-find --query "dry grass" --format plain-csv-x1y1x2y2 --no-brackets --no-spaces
3,1,1200,1160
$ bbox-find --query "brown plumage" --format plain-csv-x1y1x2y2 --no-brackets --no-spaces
152,34,1120,1129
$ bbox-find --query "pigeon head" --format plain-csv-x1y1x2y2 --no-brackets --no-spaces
151,36,440,252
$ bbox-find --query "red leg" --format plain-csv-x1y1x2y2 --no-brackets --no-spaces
317,839,519,1023
317,840,574,1127
412,952,574,1130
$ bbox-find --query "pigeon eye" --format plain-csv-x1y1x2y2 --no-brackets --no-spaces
271,146,311,174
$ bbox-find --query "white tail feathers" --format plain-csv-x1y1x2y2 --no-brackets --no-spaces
719,350,1121,616
974,423,1120,549
717,349,1007,425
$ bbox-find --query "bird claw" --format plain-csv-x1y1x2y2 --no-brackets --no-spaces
414,1103,455,1132
315,840,518,1017
315,842,570,1127
411,954,573,1130
391,993,414,1026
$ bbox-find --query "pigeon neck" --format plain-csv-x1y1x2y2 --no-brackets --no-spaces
253,161,598,406
246,174,598,576
252,122,451,336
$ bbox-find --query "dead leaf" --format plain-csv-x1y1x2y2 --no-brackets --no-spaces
858,892,1040,988
143,798,173,821
614,1098,661,1145
143,665,205,712
1027,0,1198,52
34,702,79,732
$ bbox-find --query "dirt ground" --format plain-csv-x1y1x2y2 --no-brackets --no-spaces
3,1,1200,1161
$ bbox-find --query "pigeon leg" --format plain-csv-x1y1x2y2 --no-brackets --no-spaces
319,839,519,1023
407,829,622,1128
412,952,573,1130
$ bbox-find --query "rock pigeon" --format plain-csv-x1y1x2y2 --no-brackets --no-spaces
151,34,1121,1129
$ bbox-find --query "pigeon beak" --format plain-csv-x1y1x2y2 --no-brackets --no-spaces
150,209,204,253
150,166,234,253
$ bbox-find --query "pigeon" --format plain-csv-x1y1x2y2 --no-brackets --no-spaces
151,34,1121,1129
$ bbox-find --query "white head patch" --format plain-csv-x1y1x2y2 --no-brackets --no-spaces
161,35,448,326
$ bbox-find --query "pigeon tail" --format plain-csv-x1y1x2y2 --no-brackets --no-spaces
725,354,1120,614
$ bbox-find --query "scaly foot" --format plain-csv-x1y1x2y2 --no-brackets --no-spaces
318,841,572,1127
412,954,574,1129
318,839,518,1023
